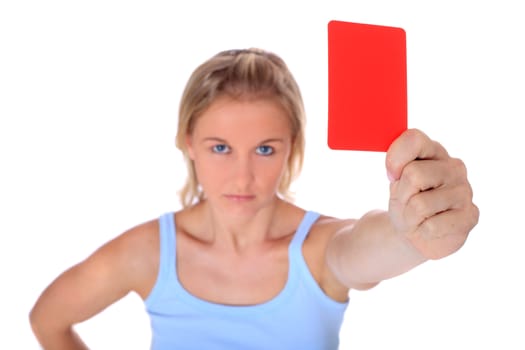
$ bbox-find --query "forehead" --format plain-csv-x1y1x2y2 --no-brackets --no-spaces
192,95,291,138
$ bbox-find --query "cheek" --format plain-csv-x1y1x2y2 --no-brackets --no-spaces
192,155,229,188
255,158,288,186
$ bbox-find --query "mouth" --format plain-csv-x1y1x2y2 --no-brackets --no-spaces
224,194,256,202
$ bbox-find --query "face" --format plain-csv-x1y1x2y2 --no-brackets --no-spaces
186,95,292,217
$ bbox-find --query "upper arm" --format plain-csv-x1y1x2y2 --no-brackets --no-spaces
325,217,381,291
303,216,375,302
30,220,159,331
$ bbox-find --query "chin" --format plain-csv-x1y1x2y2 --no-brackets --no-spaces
211,194,277,218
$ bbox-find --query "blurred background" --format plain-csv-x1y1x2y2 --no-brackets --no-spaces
1,1,523,348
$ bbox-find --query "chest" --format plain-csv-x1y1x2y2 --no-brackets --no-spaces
176,239,292,305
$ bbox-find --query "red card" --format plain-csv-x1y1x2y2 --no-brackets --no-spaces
328,20,407,152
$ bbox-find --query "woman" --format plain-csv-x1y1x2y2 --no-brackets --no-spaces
29,48,479,349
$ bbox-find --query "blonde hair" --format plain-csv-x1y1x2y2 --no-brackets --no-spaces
175,48,306,208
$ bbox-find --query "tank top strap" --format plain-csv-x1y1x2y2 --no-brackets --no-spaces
158,212,177,284
145,212,176,306
159,211,319,275
289,211,321,258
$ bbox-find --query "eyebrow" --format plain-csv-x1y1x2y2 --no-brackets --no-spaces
202,137,285,144
202,137,227,143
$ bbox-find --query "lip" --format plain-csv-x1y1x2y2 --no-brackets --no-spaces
224,194,256,202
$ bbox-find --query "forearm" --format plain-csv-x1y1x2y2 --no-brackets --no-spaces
30,317,89,350
327,210,427,288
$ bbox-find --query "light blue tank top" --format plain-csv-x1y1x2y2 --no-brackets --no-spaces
144,211,348,350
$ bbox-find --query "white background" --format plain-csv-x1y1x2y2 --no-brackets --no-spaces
1,1,524,349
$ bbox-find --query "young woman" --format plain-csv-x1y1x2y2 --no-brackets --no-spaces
29,48,479,349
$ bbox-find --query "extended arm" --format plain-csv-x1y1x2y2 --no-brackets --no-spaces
327,129,479,290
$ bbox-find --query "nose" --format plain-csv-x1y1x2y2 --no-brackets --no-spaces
232,154,255,190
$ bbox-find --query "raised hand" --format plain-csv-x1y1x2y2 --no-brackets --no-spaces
386,129,479,259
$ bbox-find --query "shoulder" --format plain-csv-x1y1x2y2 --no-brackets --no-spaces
90,215,162,299
117,217,160,263
29,215,165,328
309,214,356,242
302,213,356,301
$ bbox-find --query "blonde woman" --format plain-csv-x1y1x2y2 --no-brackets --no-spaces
30,48,479,349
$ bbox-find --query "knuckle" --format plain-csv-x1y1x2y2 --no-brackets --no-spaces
402,162,424,186
454,182,474,204
450,157,467,177
433,140,447,157
406,194,431,222
406,128,423,140
408,129,425,150
385,151,396,170
464,183,474,200
419,216,440,238
469,203,480,226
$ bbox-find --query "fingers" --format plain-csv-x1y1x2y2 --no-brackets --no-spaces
389,156,472,228
390,157,468,205
406,204,480,260
386,129,449,182
385,128,479,259
396,181,473,229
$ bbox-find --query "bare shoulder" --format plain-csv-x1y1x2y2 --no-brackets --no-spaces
30,216,162,332
103,217,160,298
307,214,357,247
57,216,161,300
312,215,356,235
303,214,356,302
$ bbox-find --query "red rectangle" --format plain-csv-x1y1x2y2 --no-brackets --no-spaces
328,20,407,152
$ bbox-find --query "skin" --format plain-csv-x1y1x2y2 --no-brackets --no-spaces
29,95,479,349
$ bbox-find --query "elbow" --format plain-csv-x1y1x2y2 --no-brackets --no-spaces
29,305,46,342
29,306,77,349
29,305,39,332
326,231,381,291
29,304,59,345
29,303,87,349
327,252,381,291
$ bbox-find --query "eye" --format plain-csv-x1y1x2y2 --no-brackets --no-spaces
212,144,230,154
255,145,274,156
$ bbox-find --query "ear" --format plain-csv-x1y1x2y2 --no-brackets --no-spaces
186,134,195,160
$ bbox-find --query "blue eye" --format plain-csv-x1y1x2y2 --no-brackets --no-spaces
256,145,274,156
212,144,230,154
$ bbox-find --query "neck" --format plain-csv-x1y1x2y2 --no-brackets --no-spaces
196,198,289,252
